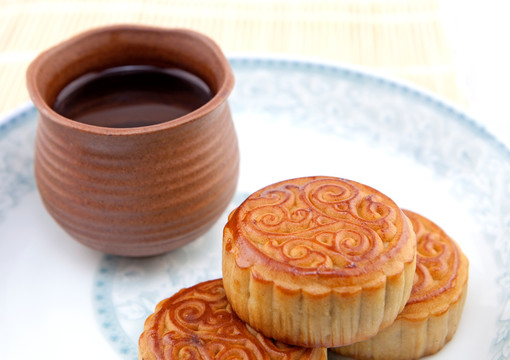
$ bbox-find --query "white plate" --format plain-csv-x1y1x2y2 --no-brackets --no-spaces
1,57,509,359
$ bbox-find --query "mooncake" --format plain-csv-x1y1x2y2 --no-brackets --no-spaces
222,176,416,347
138,279,326,360
333,209,469,360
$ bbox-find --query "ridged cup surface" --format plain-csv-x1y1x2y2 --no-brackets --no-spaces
27,25,239,256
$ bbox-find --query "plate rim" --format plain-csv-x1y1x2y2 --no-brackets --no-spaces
1,55,507,359
228,54,510,159
1,55,509,159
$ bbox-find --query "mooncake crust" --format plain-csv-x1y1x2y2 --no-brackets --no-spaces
222,176,416,347
333,209,469,360
138,279,326,360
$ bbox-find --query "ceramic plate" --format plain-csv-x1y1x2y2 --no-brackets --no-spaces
1,57,509,359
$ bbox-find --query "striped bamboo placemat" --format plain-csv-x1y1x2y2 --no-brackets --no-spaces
0,0,464,116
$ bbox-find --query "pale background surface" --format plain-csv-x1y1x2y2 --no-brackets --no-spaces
0,3,509,359
0,0,509,144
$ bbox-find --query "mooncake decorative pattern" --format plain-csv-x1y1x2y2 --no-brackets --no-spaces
233,177,403,274
407,210,461,307
138,279,326,360
222,176,416,347
333,209,469,359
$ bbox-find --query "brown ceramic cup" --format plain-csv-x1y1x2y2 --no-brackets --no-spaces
26,25,239,256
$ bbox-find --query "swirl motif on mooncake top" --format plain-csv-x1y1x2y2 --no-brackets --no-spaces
228,176,409,275
138,279,324,360
331,209,468,358
403,210,460,305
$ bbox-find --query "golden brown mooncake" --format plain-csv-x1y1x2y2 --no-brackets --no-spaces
138,279,326,360
222,176,416,348
333,209,469,360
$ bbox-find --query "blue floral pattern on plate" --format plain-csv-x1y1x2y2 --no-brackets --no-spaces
0,105,37,221
2,58,510,359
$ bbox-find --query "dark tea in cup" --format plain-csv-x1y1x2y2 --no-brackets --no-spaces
52,65,213,128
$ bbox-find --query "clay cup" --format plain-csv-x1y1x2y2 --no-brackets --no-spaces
26,25,239,256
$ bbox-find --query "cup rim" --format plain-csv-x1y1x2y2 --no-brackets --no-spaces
26,24,235,136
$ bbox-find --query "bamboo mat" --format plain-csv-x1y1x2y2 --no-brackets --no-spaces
0,0,464,116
